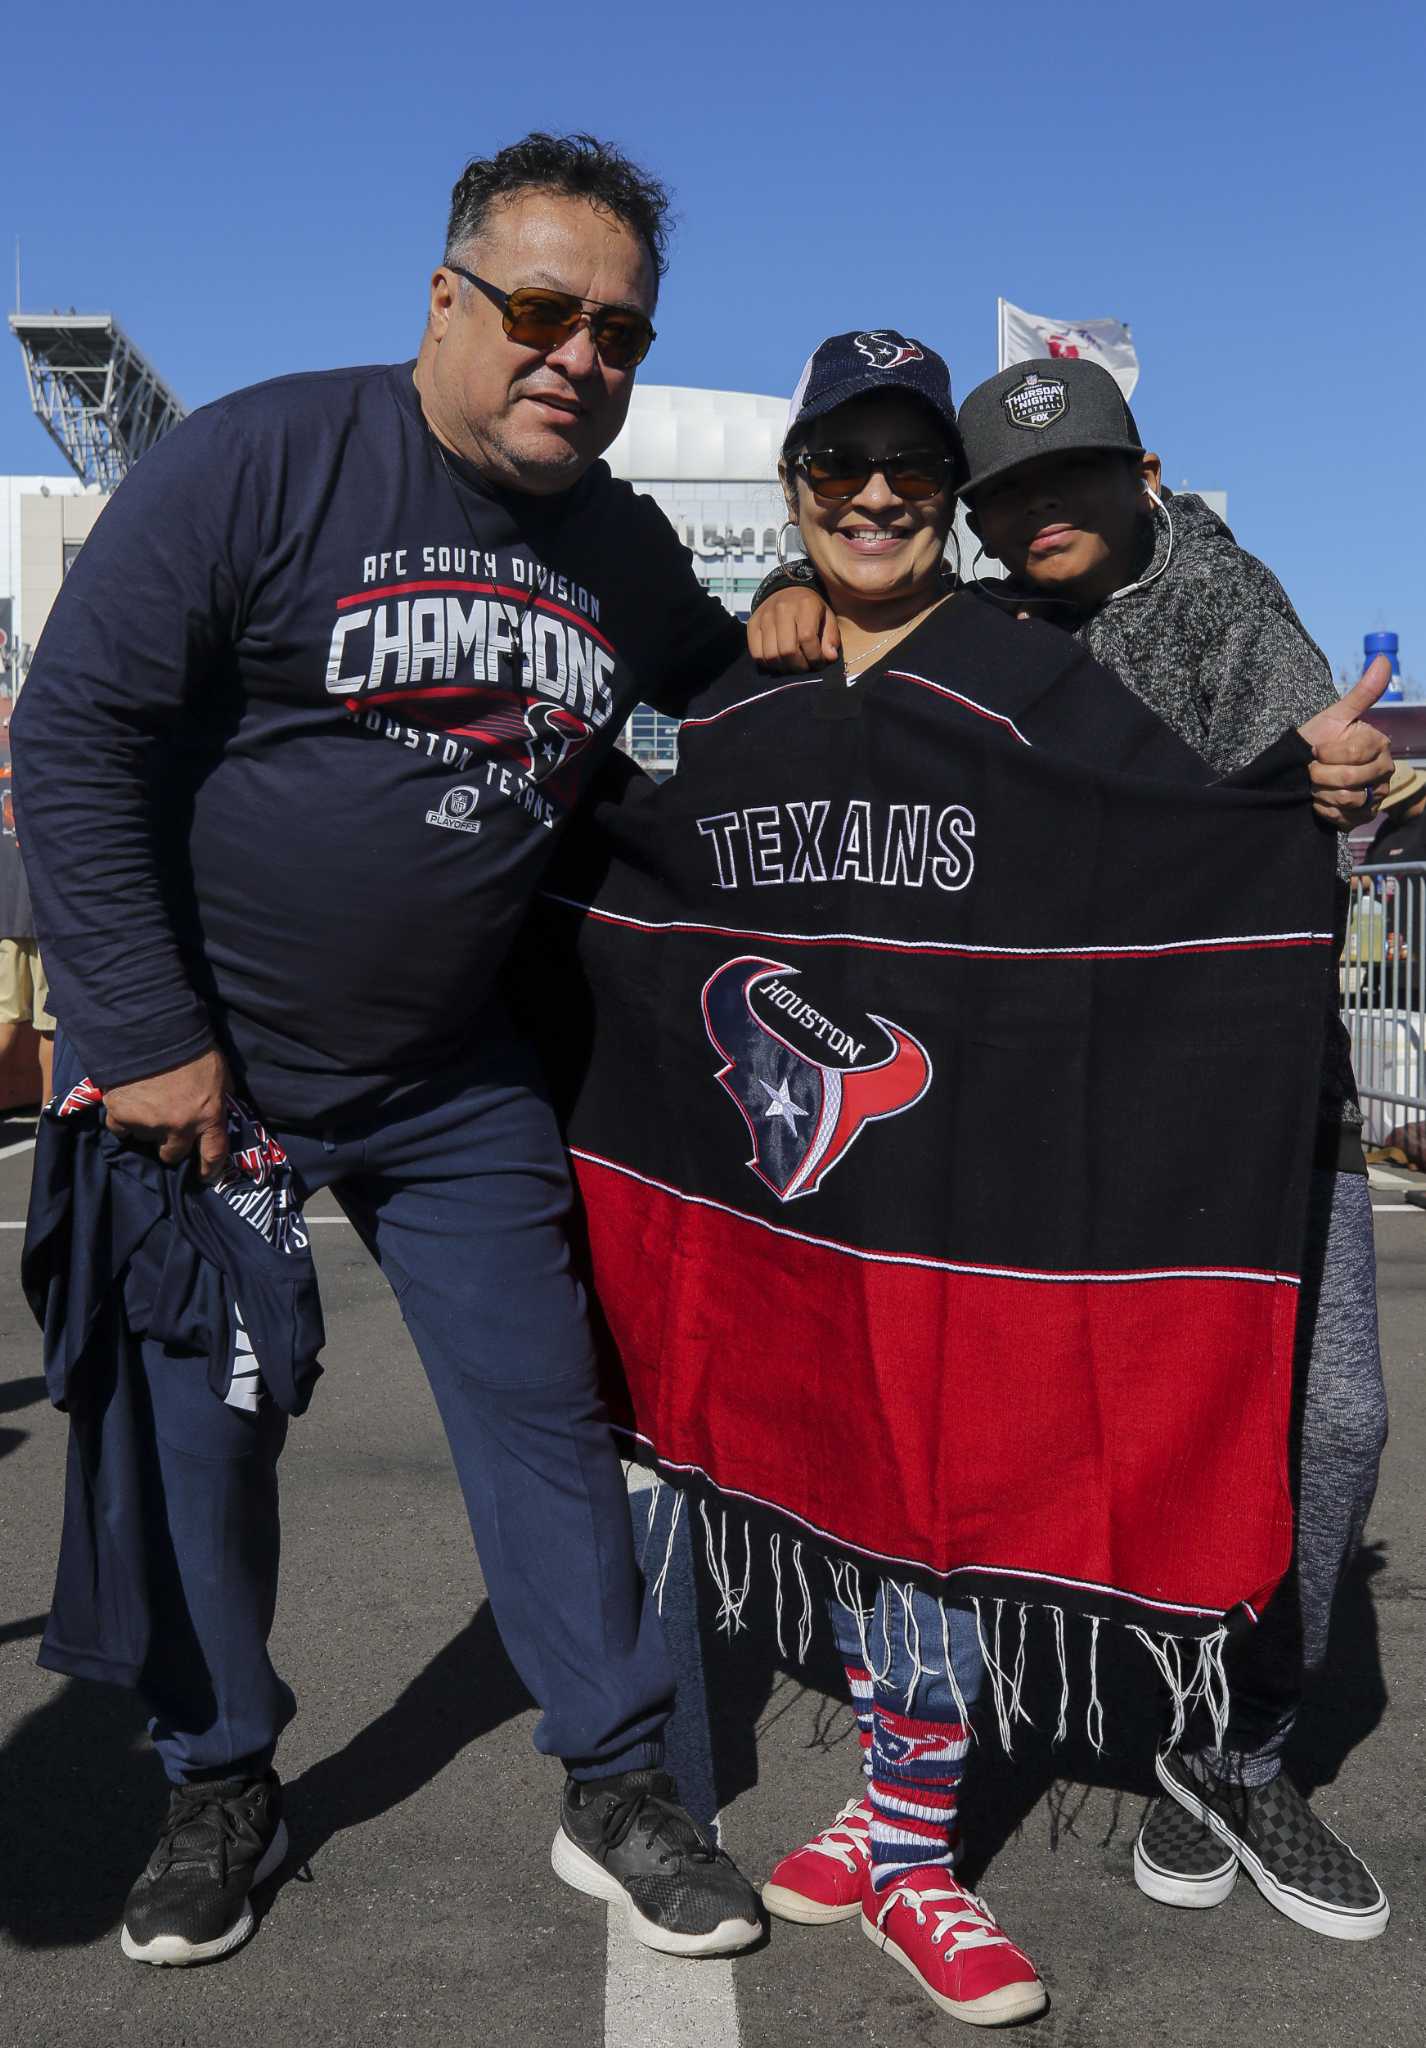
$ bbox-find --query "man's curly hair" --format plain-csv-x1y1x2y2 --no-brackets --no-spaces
445,132,673,285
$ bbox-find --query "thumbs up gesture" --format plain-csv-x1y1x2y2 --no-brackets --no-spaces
1297,656,1395,831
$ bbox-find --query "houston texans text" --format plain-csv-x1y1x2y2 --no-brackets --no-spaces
697,801,976,892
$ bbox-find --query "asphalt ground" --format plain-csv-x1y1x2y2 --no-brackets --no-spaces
1,1115,1422,2048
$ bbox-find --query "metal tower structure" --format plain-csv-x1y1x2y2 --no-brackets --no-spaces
8,312,186,489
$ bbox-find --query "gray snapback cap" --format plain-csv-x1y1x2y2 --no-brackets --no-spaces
957,357,1143,497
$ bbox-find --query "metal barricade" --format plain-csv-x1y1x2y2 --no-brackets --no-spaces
1341,861,1426,1145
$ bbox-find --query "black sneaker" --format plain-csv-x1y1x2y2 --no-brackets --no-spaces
552,1767,762,1957
121,1771,288,1965
1133,1795,1238,1909
1157,1748,1389,1941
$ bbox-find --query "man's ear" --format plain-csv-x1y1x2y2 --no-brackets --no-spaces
428,266,458,339
1138,452,1163,497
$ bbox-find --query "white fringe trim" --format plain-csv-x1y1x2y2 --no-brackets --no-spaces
638,1488,1236,1754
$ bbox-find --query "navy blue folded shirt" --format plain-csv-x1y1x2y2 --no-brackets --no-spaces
22,1052,324,1685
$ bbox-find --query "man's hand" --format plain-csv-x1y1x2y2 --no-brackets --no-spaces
103,1048,234,1179
1298,657,1395,831
748,587,841,672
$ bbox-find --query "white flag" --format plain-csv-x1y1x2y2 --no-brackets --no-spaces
997,298,1139,400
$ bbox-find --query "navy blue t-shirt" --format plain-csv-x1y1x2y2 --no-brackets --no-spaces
13,361,742,1122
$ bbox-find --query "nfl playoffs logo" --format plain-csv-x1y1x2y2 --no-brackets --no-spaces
426,783,482,834
1003,373,1068,430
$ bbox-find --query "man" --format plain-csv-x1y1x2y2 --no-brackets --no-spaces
13,132,788,1969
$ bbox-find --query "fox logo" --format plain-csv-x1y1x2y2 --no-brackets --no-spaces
854,331,926,371
701,957,931,1202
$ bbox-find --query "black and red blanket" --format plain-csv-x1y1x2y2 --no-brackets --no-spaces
531,597,1336,1639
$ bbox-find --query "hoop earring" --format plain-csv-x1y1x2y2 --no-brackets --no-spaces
776,519,802,569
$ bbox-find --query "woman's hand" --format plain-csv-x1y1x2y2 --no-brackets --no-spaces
1298,658,1395,831
747,587,842,672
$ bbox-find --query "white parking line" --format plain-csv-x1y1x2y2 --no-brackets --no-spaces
0,1137,37,1161
604,1909,741,2048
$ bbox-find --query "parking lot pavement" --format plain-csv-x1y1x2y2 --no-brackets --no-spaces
1,1138,1422,2048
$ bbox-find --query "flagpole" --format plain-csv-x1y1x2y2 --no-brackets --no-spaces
996,297,1006,373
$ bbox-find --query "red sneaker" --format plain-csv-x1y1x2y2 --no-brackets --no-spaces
862,1868,1047,2026
762,1798,873,1924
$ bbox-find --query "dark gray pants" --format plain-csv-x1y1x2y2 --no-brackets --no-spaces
1190,1168,1387,1780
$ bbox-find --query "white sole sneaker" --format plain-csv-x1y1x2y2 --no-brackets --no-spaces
120,1819,290,1966
761,1879,861,1925
1132,1832,1238,1909
861,1908,1048,2028
1155,1754,1390,1942
551,1827,762,1957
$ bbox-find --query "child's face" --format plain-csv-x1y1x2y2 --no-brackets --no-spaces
968,450,1152,603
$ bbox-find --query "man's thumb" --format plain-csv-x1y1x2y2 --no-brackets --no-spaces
1336,655,1393,724
197,1117,231,1184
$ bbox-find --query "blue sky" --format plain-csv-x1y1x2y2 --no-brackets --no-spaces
4,0,1421,684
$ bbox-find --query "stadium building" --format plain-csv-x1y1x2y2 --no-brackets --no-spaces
604,384,788,772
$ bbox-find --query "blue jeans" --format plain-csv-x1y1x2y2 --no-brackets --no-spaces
826,1580,984,1725
54,1026,676,1786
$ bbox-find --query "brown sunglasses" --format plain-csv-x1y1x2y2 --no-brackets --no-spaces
795,447,955,503
446,264,656,370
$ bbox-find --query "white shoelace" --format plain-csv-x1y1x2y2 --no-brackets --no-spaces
801,1798,873,1874
875,1878,1015,1960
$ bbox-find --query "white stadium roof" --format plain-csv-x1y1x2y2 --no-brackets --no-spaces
604,384,787,482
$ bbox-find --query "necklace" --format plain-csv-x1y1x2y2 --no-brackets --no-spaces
842,592,953,684
433,439,534,686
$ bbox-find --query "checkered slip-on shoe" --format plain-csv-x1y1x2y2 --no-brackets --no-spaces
1133,1795,1238,1909
1157,1749,1389,1941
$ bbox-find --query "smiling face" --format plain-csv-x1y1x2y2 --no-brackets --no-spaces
966,448,1162,603
415,188,657,495
783,392,955,620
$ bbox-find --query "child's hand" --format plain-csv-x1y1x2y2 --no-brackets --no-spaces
1299,658,1394,830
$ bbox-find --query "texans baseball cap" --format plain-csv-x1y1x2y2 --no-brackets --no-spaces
957,357,1143,498
783,330,964,470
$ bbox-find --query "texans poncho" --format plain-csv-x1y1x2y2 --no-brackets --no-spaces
530,595,1336,1638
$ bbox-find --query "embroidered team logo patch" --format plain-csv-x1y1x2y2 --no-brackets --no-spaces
1003,373,1068,430
702,956,931,1202
854,332,925,371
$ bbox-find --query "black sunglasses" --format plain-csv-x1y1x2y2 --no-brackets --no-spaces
446,263,656,370
795,447,954,504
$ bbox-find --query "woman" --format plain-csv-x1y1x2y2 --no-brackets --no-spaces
736,334,1392,2020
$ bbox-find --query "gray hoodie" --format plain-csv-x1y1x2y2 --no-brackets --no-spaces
991,489,1358,1137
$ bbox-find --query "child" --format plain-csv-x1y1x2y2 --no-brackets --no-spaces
950,356,1390,1942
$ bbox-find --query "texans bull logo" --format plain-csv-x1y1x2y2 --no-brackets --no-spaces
701,956,931,1202
853,331,926,371
523,700,593,784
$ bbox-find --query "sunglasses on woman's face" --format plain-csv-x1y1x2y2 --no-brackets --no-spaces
446,264,656,371
795,447,954,504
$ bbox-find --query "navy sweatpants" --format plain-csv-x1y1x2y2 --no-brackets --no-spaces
111,1033,674,1785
